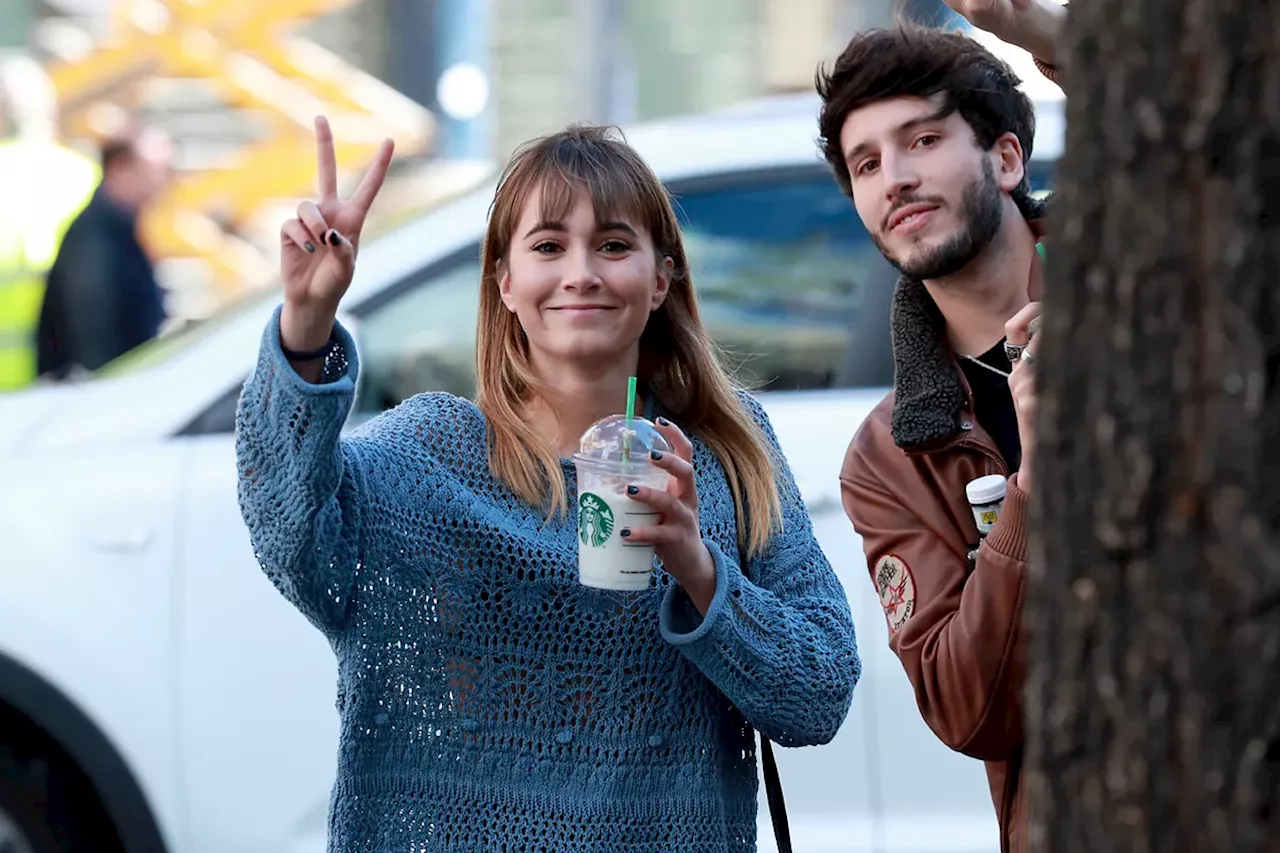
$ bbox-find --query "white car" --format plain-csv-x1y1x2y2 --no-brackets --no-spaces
0,91,1062,853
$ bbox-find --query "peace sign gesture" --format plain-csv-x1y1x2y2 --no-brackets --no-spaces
279,116,395,350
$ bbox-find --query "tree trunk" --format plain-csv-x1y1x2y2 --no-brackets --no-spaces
1027,1,1280,850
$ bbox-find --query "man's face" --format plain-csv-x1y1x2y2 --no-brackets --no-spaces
117,129,174,208
840,94,1021,280
136,130,174,205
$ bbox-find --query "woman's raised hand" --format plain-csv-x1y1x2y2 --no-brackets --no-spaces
279,116,394,351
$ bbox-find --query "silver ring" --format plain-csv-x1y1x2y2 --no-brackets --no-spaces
1004,341,1026,362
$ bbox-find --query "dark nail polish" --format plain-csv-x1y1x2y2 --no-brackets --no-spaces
620,528,632,538
626,485,639,495
650,451,663,461
304,241,315,253
327,230,340,246
657,417,670,426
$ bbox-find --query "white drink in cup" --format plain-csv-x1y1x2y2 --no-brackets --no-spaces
573,414,673,591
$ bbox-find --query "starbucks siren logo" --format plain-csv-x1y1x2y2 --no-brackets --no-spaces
578,492,615,548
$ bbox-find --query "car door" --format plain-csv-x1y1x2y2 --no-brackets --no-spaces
0,436,188,850
177,417,344,853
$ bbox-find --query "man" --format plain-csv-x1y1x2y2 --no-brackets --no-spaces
36,126,173,379
818,1,1064,851
0,55,100,391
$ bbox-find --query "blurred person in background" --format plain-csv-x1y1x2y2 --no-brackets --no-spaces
235,117,859,852
0,54,99,391
35,124,173,379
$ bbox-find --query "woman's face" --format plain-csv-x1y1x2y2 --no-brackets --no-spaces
500,186,669,373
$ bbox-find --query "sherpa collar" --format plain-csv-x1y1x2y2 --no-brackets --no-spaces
888,206,1048,450
888,276,969,449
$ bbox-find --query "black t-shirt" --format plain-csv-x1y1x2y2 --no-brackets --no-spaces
958,340,1021,472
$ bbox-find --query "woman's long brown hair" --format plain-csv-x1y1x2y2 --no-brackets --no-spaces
475,124,783,556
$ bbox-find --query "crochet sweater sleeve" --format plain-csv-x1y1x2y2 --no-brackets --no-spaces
235,307,368,635
659,392,861,747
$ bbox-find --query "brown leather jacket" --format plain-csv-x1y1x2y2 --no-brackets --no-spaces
840,264,1035,852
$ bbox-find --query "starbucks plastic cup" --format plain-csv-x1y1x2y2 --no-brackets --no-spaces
572,414,673,591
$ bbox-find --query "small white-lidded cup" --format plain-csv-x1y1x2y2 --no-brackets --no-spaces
965,474,1007,538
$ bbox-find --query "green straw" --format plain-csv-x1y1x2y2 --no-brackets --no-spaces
623,375,637,474
625,375,637,427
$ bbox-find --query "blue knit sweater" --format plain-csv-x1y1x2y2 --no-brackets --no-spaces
235,309,860,853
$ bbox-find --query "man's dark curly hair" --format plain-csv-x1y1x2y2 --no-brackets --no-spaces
817,24,1041,220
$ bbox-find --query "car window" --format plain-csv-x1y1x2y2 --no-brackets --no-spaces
671,170,884,392
355,253,482,413
179,159,1058,435
352,166,893,415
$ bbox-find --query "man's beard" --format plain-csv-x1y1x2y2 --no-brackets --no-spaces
873,158,1004,281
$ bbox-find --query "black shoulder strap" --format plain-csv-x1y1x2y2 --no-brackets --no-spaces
761,737,792,853
738,543,791,852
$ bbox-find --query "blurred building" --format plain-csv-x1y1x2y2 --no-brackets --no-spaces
488,0,902,158
20,0,440,318
2,0,964,319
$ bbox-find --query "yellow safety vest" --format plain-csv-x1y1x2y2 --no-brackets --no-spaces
0,140,100,391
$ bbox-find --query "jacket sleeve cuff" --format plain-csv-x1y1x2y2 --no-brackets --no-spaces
984,475,1030,563
659,539,738,645
1033,54,1063,85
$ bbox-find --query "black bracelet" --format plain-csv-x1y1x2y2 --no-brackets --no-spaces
281,338,336,362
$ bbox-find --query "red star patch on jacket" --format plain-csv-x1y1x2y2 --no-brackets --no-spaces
874,554,916,633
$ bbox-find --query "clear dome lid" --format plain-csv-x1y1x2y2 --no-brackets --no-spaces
574,414,672,465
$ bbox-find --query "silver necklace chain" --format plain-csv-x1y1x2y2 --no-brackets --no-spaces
960,353,1011,379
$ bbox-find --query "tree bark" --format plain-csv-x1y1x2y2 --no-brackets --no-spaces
1027,1,1280,851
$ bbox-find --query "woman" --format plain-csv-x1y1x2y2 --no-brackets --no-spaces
236,116,860,852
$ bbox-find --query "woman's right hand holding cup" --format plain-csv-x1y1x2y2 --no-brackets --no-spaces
279,116,395,354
